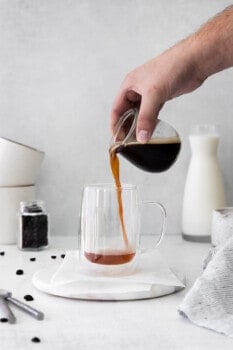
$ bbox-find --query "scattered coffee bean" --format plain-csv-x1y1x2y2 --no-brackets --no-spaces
30,257,36,261
16,269,24,275
31,337,41,343
0,318,8,323
61,254,66,259
0,251,5,256
24,295,34,301
51,255,56,259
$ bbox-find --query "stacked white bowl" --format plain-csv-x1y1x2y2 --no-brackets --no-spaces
0,137,44,244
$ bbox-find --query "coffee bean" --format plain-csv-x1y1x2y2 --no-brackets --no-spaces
0,251,5,256
0,318,8,323
61,254,66,259
30,257,36,261
51,255,56,259
31,337,41,343
16,269,24,275
24,295,34,301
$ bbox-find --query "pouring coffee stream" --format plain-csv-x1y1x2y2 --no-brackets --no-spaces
109,149,129,247
109,108,181,249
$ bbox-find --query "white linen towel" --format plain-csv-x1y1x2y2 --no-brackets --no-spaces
179,236,233,337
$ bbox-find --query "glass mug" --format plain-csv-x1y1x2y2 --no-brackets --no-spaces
79,184,166,276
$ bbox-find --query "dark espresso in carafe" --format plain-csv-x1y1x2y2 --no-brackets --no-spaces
111,137,181,172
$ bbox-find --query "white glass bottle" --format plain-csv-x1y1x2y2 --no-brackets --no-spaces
182,125,226,242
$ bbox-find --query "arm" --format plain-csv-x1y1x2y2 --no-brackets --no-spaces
111,6,233,143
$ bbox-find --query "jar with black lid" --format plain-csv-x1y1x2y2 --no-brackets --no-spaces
18,200,49,250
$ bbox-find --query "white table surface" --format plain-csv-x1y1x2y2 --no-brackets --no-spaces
0,235,232,350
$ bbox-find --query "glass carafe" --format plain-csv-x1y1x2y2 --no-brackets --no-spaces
110,108,181,172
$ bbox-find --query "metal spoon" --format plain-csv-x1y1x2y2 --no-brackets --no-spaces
0,291,16,324
0,289,44,320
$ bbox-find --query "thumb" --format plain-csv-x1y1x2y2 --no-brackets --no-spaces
136,91,164,143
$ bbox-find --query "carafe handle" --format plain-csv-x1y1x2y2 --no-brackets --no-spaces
110,108,138,146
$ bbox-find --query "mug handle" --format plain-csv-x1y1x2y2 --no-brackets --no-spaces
139,201,166,253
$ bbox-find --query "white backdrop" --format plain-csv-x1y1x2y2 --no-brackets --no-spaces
0,0,233,236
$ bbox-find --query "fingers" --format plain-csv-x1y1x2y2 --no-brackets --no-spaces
136,89,164,143
111,91,131,134
111,74,165,143
111,89,141,134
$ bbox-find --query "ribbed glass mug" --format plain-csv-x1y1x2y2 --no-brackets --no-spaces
79,183,166,276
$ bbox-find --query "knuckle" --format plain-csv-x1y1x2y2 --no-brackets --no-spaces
147,85,164,99
124,70,136,86
123,76,132,87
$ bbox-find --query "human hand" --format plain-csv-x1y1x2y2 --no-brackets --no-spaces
111,42,206,143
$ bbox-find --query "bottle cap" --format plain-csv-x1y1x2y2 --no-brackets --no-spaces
20,200,46,214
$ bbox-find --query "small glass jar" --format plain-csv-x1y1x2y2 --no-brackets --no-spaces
18,200,49,251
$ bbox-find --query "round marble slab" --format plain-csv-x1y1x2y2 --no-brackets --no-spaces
32,267,185,301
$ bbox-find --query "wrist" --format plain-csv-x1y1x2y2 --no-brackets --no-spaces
186,36,225,79
177,38,210,82
167,40,208,85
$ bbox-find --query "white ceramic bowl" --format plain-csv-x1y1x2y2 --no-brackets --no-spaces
0,185,35,244
0,137,44,186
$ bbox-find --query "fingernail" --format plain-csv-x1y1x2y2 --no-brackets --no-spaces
137,130,149,143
